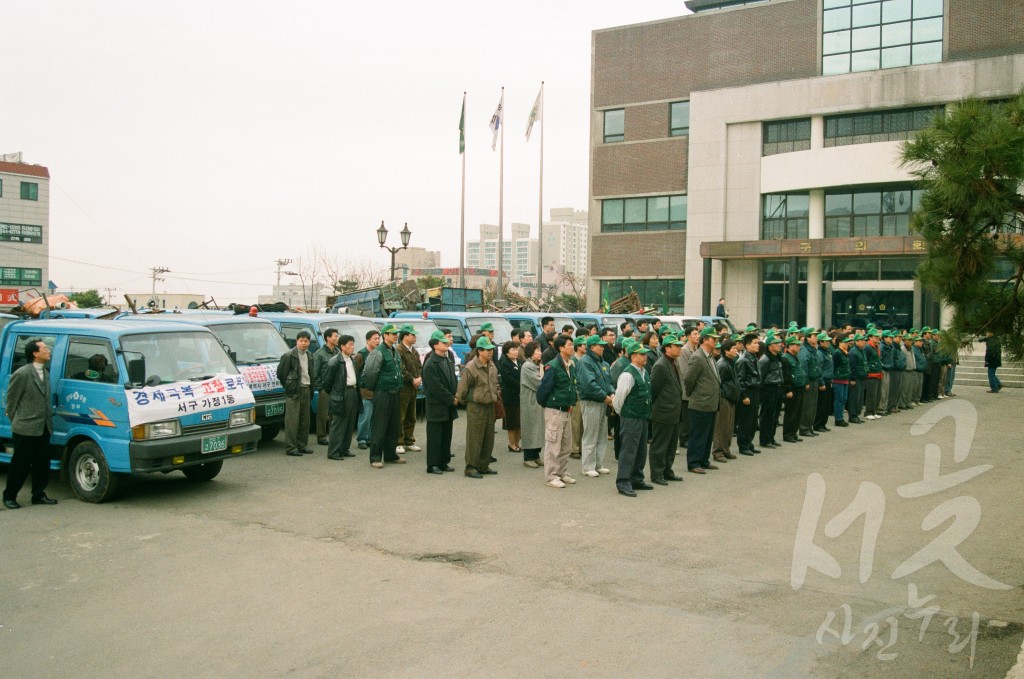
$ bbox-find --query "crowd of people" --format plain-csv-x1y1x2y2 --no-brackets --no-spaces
275,316,971,497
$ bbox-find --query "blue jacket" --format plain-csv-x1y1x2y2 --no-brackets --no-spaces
576,350,614,402
818,345,834,381
913,345,927,372
799,343,821,382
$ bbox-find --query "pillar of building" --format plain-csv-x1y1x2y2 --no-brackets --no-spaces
702,258,713,316
811,115,824,150
806,189,825,328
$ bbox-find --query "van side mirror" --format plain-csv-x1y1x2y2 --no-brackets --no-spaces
127,357,146,386
228,349,237,364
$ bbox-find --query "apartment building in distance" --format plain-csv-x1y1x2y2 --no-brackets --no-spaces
589,0,1024,327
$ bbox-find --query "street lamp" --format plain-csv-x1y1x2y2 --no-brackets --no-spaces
378,221,412,281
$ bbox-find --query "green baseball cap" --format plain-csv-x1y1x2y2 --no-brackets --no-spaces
868,329,882,337
429,330,449,343
853,333,866,341
585,335,608,347
399,323,417,335
881,330,892,338
475,337,496,350
909,327,919,334
480,322,495,332
801,327,815,336
663,335,684,346
785,336,801,346
700,327,720,340
745,323,759,332
573,336,587,347
867,323,876,330
381,324,399,334
628,344,650,355
730,333,742,341
817,332,831,342
715,342,721,350
767,335,783,345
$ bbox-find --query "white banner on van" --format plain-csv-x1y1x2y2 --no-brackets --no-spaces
238,364,282,392
126,373,255,427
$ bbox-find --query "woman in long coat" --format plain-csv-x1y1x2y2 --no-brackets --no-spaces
498,342,522,452
519,340,545,468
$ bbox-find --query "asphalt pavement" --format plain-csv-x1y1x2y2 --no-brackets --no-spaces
2,385,1022,678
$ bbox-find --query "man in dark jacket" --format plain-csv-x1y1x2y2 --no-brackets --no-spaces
734,333,762,456
798,330,821,438
712,338,741,463
684,327,722,474
649,334,685,484
396,324,423,454
781,337,806,443
3,338,57,508
312,328,340,445
277,330,316,456
983,332,1002,392
422,331,458,474
361,324,407,468
758,334,784,448
322,334,362,460
832,334,852,427
814,333,834,431
538,335,578,488
847,334,868,424
576,335,614,478
612,343,652,497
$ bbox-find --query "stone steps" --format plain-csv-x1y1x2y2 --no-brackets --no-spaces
952,342,1023,389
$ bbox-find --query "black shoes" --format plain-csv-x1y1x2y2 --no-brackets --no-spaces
835,420,849,427
665,474,684,482
739,450,755,456
762,442,779,449
480,469,498,475
651,479,669,486
3,499,21,509
32,495,58,505
317,437,329,445
783,436,802,443
286,449,304,456
618,487,637,497
814,426,831,432
342,452,356,458
633,482,654,490
442,465,455,472
427,466,444,474
849,418,864,425
465,471,483,479
327,452,345,460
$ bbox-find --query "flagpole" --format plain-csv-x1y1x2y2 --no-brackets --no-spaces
497,86,505,306
536,82,544,301
459,92,466,289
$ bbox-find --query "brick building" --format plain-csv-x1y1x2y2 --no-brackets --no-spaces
589,0,1024,327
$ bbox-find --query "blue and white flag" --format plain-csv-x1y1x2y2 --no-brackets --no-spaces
489,91,504,151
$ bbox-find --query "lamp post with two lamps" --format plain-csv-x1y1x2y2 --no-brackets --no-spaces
377,221,412,281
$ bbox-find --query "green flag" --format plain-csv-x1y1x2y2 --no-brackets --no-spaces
459,93,466,155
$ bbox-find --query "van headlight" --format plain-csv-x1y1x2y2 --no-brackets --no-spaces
131,420,181,440
230,408,255,427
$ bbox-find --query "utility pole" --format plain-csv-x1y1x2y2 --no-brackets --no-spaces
274,258,293,287
150,266,169,307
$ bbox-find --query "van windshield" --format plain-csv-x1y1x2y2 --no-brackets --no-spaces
121,331,239,385
467,316,514,344
321,319,379,352
209,323,288,365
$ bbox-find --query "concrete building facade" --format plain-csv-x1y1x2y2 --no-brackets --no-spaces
0,155,50,308
589,0,1024,327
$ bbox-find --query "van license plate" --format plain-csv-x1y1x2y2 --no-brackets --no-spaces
201,435,228,454
265,402,285,417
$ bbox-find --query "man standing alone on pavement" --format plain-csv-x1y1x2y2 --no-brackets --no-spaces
684,327,721,474
277,331,316,456
649,334,686,484
361,324,407,468
3,339,58,509
313,328,340,446
322,334,360,460
396,324,423,454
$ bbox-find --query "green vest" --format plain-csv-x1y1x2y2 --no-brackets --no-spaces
544,357,578,408
375,344,404,392
784,352,806,388
621,364,652,420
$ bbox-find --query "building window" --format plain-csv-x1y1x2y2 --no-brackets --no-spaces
761,193,809,239
762,118,812,156
601,195,686,233
600,279,684,310
822,0,943,76
824,105,943,146
824,185,924,238
20,182,38,201
0,179,3,197
603,109,624,143
669,101,690,137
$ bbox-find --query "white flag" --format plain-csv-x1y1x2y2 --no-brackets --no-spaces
525,85,543,142
489,91,504,151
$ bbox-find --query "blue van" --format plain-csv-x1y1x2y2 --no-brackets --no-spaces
391,312,515,362
501,312,580,340
0,319,261,502
258,312,381,353
117,312,290,442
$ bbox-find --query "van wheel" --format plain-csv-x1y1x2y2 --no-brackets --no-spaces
182,460,223,482
69,441,120,503
259,424,281,442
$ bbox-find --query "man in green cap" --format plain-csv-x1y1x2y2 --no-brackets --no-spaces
863,330,884,419
612,342,653,496
539,335,579,488
479,321,496,344
846,334,867,424
887,330,905,414
798,328,821,438
569,334,588,459
920,327,936,402
396,324,423,454
831,333,852,427
781,336,807,443
684,326,722,473
455,335,499,478
676,325,701,448
814,332,833,432
649,334,685,483
576,334,614,478
912,334,928,404
713,336,741,462
878,330,895,415
899,332,917,410
758,333,785,447
422,330,458,474
361,324,407,467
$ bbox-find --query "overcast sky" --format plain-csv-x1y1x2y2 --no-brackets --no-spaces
6,1,688,303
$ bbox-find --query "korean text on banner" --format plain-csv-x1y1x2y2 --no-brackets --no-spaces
126,373,255,427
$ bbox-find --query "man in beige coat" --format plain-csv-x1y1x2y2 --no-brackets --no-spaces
455,337,499,478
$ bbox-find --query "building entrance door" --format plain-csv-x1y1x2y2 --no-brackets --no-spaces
832,289,913,329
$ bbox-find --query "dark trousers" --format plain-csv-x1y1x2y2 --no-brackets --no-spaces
316,388,331,438
736,389,760,452
928,366,942,400
610,412,621,460
4,430,51,501
370,389,401,462
888,371,904,409
399,386,418,445
649,420,679,482
677,400,690,446
922,370,932,401
616,417,648,491
815,383,833,428
783,388,804,437
327,387,359,457
426,419,453,469
759,386,780,445
686,409,716,469
848,381,864,420
284,386,311,452
864,378,881,415
800,380,818,433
